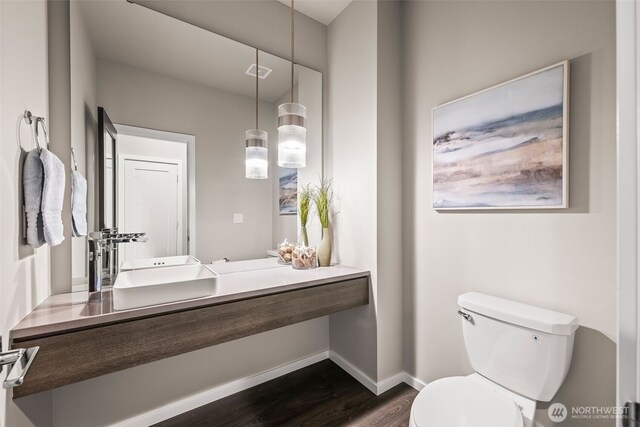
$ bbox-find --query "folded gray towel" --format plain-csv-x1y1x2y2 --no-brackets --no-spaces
71,170,87,236
23,150,45,248
40,148,65,246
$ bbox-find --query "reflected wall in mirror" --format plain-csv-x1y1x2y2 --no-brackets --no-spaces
70,0,322,289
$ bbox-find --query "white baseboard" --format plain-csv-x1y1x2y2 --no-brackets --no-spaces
328,350,378,394
401,372,427,391
114,350,427,426
377,371,406,394
329,350,427,395
113,350,330,427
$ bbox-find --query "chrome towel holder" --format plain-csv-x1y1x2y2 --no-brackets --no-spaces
0,340,39,389
19,110,49,152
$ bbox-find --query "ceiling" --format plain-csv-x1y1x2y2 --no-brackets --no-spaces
277,0,353,25
77,1,295,103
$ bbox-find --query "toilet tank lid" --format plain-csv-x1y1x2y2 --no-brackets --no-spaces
458,292,579,336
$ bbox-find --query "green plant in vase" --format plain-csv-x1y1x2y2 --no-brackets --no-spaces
313,178,334,267
299,184,312,246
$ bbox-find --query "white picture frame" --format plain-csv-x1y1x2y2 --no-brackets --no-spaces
432,60,569,210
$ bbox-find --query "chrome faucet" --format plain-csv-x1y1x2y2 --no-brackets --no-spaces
88,228,147,303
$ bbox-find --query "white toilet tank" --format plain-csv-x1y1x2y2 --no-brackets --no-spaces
458,292,579,402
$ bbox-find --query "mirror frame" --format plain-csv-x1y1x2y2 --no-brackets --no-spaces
97,106,118,230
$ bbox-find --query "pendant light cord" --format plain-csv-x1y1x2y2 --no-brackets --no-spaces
255,49,259,129
291,0,294,103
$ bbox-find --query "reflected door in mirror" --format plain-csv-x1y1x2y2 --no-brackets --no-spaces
119,158,182,263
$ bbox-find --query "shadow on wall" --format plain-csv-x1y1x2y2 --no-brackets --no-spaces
8,390,52,427
536,327,616,427
17,110,39,261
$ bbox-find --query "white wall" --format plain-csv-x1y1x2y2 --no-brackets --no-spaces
402,1,616,425
616,0,639,411
0,1,53,426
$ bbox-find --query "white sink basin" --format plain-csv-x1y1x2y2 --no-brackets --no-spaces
120,255,200,271
112,264,218,310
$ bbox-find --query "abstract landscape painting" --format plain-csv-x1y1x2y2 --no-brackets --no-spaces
432,61,568,209
279,167,297,215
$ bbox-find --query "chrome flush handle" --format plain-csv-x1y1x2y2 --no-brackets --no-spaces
458,310,474,324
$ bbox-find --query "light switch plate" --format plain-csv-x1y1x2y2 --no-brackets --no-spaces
233,213,244,224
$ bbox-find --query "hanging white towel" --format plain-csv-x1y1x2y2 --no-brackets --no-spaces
71,170,87,236
23,150,45,248
40,148,65,246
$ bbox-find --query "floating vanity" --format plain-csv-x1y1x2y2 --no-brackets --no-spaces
10,260,370,398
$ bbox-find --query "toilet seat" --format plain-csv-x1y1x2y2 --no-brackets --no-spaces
410,376,523,427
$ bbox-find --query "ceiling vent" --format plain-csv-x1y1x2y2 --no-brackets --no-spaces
245,64,273,80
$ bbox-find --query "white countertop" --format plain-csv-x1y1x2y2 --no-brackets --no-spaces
11,259,370,340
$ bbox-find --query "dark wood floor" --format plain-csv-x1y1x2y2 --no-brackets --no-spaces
154,359,418,427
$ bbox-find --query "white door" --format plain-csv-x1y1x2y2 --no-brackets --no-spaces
617,0,639,424
119,158,182,263
104,155,113,227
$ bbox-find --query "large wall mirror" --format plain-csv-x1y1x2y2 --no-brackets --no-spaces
70,0,322,289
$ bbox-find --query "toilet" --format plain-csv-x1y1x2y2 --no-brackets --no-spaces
409,292,579,427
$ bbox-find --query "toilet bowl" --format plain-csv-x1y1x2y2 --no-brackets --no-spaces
409,292,578,427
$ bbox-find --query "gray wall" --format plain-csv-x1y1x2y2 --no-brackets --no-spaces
96,59,277,262
1,1,618,425
401,1,616,425
135,0,327,75
326,0,405,383
272,88,298,247
51,320,327,426
327,0,379,380
136,1,330,233
376,0,404,382
48,62,333,426
49,2,331,424
70,0,96,283
0,1,53,425
49,0,73,295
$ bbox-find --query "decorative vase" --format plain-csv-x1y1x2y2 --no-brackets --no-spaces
300,225,309,247
318,227,332,267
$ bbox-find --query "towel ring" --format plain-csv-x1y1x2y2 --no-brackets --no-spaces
34,116,49,152
17,111,35,151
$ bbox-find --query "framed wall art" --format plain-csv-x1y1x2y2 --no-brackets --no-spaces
432,61,569,210
279,167,297,215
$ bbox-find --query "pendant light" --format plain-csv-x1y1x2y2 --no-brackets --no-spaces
277,0,306,168
246,49,268,179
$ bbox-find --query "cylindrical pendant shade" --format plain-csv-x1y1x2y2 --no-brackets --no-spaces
277,103,306,168
246,129,268,179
